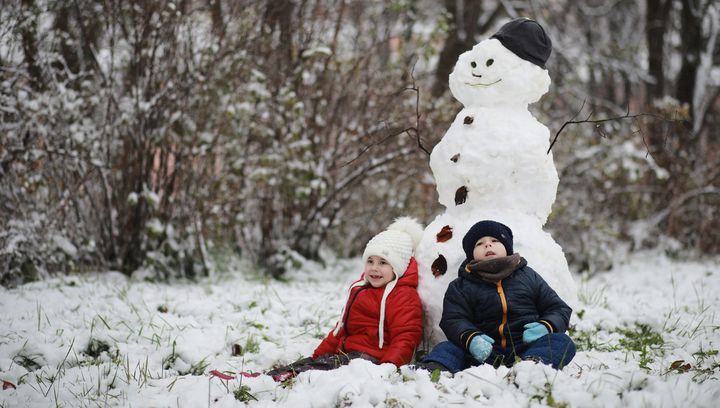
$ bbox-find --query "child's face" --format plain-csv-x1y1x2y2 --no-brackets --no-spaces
364,256,396,288
472,236,508,261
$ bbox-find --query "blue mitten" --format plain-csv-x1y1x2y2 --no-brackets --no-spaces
523,322,549,343
468,335,495,363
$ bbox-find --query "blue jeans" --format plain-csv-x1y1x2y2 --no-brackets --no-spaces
423,333,576,373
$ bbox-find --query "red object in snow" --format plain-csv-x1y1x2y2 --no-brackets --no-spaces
238,371,262,378
271,372,294,382
2,380,16,390
209,370,236,380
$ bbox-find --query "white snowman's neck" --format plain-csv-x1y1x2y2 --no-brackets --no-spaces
459,104,535,121
463,103,530,112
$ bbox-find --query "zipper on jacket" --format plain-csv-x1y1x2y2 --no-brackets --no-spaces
496,281,508,348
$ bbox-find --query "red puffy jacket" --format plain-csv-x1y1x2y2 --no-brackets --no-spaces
312,258,423,367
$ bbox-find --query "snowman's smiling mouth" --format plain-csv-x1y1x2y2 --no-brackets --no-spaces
465,78,502,87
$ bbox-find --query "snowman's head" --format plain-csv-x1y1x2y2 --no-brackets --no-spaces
449,38,550,107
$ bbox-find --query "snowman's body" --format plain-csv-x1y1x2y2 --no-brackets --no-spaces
431,105,557,219
417,36,578,346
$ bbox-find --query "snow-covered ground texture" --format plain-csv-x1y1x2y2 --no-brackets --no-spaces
1,251,719,407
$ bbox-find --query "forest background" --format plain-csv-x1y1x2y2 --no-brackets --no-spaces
1,0,718,286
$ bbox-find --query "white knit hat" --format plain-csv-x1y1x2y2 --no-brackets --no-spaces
362,217,424,277
333,217,424,348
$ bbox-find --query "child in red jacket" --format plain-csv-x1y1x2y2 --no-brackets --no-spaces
264,217,424,381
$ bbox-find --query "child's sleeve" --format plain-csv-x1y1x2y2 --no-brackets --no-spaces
440,280,482,351
380,288,423,366
312,327,340,359
533,270,572,333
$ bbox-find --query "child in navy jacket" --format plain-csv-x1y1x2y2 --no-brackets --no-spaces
422,220,576,372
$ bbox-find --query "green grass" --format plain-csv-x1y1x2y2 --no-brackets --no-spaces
567,327,607,353
682,347,720,382
243,335,260,355
569,323,667,371
234,385,258,402
617,324,665,370
162,340,178,370
531,381,568,408
430,368,441,383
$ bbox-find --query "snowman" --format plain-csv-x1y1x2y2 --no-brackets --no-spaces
416,18,578,346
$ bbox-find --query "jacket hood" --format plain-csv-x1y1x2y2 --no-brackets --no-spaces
397,257,419,288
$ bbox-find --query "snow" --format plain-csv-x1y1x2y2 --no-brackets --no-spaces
51,235,77,258
142,188,161,209
127,192,140,205
301,46,332,58
0,250,718,407
146,218,165,236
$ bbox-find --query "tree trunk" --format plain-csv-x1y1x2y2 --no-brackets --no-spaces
19,0,44,91
645,0,672,101
209,0,225,38
644,0,676,171
263,0,296,76
675,0,704,125
53,4,79,74
431,0,485,97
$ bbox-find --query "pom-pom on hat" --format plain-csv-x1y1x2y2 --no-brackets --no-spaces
362,217,423,277
490,17,552,68
462,220,514,260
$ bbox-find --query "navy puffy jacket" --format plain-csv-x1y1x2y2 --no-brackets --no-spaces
440,257,572,351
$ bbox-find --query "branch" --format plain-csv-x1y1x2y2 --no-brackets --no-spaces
341,62,429,168
698,86,720,137
547,101,688,154
406,61,429,155
298,147,413,241
630,185,720,245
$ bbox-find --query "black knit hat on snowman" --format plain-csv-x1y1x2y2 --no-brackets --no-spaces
333,217,423,348
490,17,552,68
462,220,514,261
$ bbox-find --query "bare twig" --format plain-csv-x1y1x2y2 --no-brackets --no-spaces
407,62,429,155
547,102,688,154
342,63,428,168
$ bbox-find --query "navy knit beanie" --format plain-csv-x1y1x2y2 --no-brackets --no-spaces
462,220,514,260
490,18,552,68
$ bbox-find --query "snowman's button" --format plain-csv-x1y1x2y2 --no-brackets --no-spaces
431,255,447,277
450,153,460,163
436,225,453,243
463,116,474,125
455,186,468,205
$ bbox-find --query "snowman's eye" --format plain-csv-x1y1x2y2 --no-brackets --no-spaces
486,59,494,67
470,61,477,68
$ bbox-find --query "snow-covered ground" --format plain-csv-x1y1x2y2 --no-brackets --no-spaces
1,250,719,407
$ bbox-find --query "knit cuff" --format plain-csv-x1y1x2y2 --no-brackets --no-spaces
460,330,481,351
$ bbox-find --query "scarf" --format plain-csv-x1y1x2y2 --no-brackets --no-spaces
464,253,523,283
